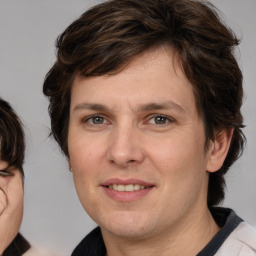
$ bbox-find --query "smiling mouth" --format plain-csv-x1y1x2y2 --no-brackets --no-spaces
106,184,151,192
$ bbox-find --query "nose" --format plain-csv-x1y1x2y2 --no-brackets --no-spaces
107,125,145,168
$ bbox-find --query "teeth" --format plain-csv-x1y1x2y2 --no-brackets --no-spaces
134,184,140,190
108,184,148,192
125,184,134,192
118,184,125,191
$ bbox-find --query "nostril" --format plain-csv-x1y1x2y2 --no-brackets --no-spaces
109,158,137,167
128,160,136,164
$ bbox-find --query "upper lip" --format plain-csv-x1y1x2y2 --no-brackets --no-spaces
101,178,154,187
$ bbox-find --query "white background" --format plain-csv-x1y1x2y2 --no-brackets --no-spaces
0,0,255,255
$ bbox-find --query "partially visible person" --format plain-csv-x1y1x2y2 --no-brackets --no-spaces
0,98,59,256
0,97,29,256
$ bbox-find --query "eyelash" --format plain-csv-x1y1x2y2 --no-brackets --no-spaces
0,169,13,177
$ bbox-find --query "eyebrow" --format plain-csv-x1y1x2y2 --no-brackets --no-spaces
137,102,185,112
73,103,109,112
73,101,185,113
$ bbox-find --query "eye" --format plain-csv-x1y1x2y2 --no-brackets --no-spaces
89,116,105,124
148,115,173,125
0,169,13,177
83,115,108,125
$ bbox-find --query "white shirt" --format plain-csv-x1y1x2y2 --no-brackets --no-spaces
215,221,256,255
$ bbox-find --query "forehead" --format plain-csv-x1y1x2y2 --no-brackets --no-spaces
70,47,197,115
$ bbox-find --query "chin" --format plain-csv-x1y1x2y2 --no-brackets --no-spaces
98,210,155,239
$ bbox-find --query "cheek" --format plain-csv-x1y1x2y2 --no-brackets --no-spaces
4,175,24,235
68,130,108,180
68,136,103,200
70,150,101,219
0,176,9,187
147,132,207,188
11,177,24,216
69,140,102,177
0,189,7,214
147,137,194,173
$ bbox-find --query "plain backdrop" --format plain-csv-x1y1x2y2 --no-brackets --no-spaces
0,0,255,255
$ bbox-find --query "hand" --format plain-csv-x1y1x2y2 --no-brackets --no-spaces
0,160,24,254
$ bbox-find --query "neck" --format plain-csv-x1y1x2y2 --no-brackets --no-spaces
102,206,219,256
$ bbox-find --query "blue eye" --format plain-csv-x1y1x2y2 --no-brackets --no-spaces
86,116,107,125
148,115,173,125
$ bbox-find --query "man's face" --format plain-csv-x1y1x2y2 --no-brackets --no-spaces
68,48,214,240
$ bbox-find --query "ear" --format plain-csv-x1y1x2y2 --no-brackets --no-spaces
206,128,233,173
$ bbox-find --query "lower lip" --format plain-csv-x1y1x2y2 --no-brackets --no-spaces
102,186,153,202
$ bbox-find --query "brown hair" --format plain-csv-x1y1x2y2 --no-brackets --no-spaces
0,98,25,176
43,0,245,206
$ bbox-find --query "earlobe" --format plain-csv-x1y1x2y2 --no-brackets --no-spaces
206,128,233,173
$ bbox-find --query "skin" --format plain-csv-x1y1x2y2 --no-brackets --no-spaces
68,47,233,256
0,160,24,254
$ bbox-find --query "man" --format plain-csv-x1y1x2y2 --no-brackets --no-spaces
43,0,256,255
